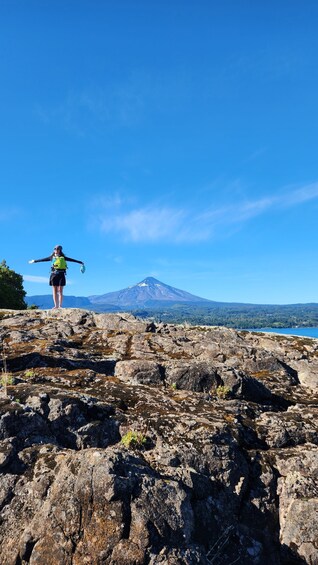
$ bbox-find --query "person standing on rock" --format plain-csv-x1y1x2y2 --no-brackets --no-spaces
29,245,85,309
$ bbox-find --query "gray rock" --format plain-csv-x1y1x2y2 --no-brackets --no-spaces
0,309,317,564
115,360,164,385
165,361,219,392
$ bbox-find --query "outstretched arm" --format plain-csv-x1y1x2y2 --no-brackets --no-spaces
65,256,84,265
29,257,51,264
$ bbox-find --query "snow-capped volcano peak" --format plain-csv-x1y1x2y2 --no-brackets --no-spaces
139,277,161,284
89,277,210,307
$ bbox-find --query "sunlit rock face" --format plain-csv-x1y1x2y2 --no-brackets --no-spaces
0,309,317,564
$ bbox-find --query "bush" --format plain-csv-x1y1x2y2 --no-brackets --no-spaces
0,260,27,310
216,385,231,399
1,352,15,396
121,430,147,450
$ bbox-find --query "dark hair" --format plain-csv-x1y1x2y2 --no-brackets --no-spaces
50,247,66,260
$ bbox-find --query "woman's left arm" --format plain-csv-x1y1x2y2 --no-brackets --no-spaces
65,256,84,265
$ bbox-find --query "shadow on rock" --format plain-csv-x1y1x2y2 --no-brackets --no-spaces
5,352,116,376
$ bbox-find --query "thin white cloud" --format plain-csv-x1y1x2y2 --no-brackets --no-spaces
99,206,186,242
236,196,277,220
105,253,123,264
280,182,318,206
242,147,267,164
23,274,74,286
35,68,199,137
199,182,318,227
228,49,303,84
35,74,150,135
91,194,125,208
23,275,48,284
90,181,318,244
197,196,276,227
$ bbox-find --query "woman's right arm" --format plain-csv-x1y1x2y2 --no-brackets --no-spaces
29,257,51,263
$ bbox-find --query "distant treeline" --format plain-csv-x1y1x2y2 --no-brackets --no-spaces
132,302,318,329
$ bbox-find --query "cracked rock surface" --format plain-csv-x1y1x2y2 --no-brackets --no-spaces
0,309,317,564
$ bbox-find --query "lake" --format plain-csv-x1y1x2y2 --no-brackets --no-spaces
250,327,318,339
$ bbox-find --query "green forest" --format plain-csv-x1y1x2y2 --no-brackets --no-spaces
132,302,318,329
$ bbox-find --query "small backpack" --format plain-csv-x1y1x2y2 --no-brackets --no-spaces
52,256,67,270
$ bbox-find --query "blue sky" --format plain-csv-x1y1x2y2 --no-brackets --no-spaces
1,0,318,304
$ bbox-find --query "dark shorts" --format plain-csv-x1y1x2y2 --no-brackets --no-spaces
49,271,66,287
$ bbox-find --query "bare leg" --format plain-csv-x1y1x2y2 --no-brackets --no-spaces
52,287,59,309
58,286,64,308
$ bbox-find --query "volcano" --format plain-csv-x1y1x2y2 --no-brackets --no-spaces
89,277,211,307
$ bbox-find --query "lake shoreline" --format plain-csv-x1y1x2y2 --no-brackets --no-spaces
246,327,318,338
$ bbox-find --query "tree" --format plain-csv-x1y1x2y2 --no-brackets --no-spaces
0,260,27,310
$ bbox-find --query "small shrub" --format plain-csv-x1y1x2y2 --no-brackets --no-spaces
121,430,147,450
24,369,36,378
1,372,14,387
216,385,231,399
170,382,177,391
1,352,14,396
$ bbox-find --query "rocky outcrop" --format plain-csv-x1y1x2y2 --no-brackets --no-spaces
0,309,317,564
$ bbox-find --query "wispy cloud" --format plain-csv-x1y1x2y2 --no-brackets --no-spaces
98,206,186,242
23,275,48,284
23,274,75,286
235,196,277,221
280,182,318,206
241,147,267,164
90,181,318,244
201,182,318,226
35,73,153,136
34,68,200,136
227,49,304,84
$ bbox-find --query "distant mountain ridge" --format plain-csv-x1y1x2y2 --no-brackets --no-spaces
89,276,211,306
24,277,318,329
25,277,211,311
